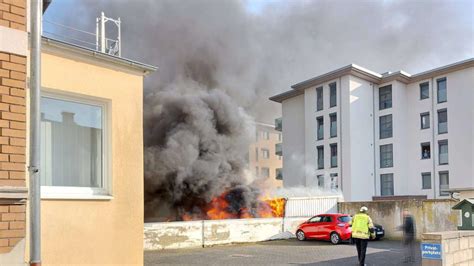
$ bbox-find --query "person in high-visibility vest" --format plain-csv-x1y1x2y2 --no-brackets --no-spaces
350,206,374,266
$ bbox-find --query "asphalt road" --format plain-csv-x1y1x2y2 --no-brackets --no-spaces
144,239,421,265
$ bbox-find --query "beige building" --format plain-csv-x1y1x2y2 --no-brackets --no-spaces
248,122,283,189
0,0,156,265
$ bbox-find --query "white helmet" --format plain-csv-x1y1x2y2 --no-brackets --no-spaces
360,206,368,213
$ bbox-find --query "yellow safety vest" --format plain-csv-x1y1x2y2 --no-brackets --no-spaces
351,213,374,239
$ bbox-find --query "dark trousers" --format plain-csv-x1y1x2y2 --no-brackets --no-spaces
354,238,368,265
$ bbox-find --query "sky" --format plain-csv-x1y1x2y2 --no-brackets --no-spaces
42,0,474,123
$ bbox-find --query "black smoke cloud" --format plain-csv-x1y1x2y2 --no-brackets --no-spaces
43,0,473,220
143,89,258,219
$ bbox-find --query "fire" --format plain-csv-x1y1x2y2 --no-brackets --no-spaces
263,197,286,217
196,191,286,220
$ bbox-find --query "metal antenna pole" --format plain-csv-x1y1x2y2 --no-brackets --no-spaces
117,17,121,57
100,12,105,53
29,0,42,265
95,17,99,51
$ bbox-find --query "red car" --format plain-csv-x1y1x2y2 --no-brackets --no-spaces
296,213,352,244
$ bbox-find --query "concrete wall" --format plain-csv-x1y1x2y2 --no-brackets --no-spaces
346,75,376,201
282,94,305,187
339,199,459,240
422,231,474,266
145,217,305,250
38,51,144,264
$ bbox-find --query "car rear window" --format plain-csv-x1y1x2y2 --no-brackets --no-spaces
338,216,352,223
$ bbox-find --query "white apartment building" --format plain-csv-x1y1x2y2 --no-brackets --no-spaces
270,58,474,201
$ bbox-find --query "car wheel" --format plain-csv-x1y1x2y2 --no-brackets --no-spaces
330,232,340,245
296,230,306,241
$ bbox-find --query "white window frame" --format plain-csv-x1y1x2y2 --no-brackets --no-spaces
40,90,112,200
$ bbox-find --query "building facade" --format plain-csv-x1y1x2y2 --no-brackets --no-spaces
270,59,474,201
0,0,29,264
1,0,157,264
248,123,283,189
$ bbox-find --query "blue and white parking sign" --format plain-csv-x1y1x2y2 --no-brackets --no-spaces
421,243,442,260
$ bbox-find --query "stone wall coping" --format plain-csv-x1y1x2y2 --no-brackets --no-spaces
422,231,474,241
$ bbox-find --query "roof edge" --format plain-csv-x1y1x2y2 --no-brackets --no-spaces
270,58,473,103
269,89,304,103
41,36,158,76
291,64,382,90
409,58,474,83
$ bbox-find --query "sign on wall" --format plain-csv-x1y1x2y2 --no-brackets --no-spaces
421,243,442,260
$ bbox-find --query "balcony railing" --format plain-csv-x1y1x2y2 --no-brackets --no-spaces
275,117,282,131
275,143,282,156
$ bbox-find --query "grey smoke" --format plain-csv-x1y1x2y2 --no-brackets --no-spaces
143,89,258,219
43,0,473,219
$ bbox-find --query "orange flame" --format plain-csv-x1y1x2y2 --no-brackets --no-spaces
192,191,286,220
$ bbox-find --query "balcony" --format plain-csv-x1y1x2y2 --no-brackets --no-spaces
275,143,282,156
275,117,282,131
276,168,283,180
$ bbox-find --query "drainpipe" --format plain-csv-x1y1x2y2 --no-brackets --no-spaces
29,0,42,265
431,77,436,199
372,83,377,197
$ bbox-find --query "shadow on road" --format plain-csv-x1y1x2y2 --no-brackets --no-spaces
256,238,352,247
301,250,421,266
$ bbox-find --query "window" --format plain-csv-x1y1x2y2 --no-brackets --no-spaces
262,131,270,140
421,142,431,159
420,112,430,129
316,87,323,111
330,143,337,168
379,114,393,139
261,167,270,178
330,113,337,138
255,147,258,161
437,78,447,103
309,216,322,223
40,94,108,196
330,173,338,190
317,146,324,169
317,175,324,189
261,148,270,159
329,82,337,107
380,144,393,168
422,172,431,189
420,82,429,100
439,171,449,196
338,216,351,223
322,216,333,222
276,168,282,180
379,85,392,110
439,140,448,165
317,116,324,140
380,174,394,196
438,109,447,134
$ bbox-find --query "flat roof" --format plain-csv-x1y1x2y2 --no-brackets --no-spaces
270,58,474,103
41,36,158,76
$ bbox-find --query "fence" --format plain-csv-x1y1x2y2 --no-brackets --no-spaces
144,196,340,250
285,195,340,217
